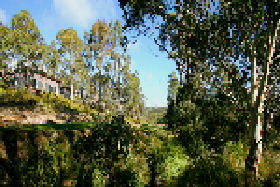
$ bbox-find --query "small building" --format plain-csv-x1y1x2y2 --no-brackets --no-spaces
2,64,97,103
3,65,60,95
60,86,71,100
31,72,60,95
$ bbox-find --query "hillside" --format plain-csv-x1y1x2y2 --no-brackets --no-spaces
0,86,101,126
143,106,168,124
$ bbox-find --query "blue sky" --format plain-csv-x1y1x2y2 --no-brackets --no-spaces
0,0,177,107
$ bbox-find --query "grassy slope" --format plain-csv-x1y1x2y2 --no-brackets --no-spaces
0,87,101,123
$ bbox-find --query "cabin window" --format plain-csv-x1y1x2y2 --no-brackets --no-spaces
38,80,43,89
32,79,36,88
9,77,15,86
16,77,24,88
45,83,48,92
49,85,53,94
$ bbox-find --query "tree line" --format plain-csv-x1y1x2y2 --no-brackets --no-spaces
0,10,145,120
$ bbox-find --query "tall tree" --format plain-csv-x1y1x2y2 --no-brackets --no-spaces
56,28,84,100
43,40,61,77
166,72,179,129
85,20,128,112
86,20,113,110
167,72,179,105
3,10,44,69
0,24,11,70
121,56,144,121
118,0,280,178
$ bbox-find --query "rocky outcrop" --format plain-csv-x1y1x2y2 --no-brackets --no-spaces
0,107,94,126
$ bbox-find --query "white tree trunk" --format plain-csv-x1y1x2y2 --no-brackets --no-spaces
253,18,280,178
71,83,74,100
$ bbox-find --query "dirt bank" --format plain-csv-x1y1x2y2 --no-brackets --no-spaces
0,106,94,126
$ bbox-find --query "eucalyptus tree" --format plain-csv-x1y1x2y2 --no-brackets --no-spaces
120,55,144,120
43,40,61,77
118,0,280,178
111,20,126,84
1,10,44,70
85,20,113,110
166,72,179,129
0,10,48,89
85,20,128,112
56,28,85,100
0,24,11,70
167,72,179,105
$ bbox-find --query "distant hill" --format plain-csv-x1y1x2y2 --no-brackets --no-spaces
144,106,168,124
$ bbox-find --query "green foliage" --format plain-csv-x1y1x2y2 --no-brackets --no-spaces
130,127,191,185
167,72,179,104
12,10,41,40
223,140,249,173
258,150,280,185
92,168,108,186
166,80,250,156
0,119,133,186
114,152,150,186
6,10,44,64
221,140,280,186
155,142,190,184
3,122,280,186
175,155,241,186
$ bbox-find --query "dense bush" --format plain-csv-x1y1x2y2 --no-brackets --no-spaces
167,82,250,155
175,155,241,186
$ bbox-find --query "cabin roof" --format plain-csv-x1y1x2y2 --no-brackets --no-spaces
5,65,61,83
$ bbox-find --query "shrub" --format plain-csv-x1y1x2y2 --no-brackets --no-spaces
223,140,249,173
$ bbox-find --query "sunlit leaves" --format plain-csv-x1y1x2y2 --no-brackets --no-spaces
12,10,41,42
56,28,83,56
